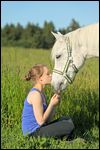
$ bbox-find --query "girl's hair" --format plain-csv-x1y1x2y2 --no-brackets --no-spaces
24,64,47,82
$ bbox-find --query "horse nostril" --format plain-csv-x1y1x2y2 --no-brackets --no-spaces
60,82,63,87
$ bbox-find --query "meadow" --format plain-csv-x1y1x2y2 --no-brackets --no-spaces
1,47,99,149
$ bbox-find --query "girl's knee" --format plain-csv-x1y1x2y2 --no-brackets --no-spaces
68,118,75,130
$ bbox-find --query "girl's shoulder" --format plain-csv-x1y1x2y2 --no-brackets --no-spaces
27,90,42,104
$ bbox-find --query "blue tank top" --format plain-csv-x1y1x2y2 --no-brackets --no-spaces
22,88,47,135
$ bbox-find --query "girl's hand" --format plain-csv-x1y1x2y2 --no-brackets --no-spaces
50,94,61,107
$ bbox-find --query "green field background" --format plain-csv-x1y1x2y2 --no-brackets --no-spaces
1,47,99,149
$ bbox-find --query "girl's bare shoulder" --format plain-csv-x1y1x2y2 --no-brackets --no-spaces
27,91,42,104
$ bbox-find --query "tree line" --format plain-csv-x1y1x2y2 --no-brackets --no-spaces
1,19,80,49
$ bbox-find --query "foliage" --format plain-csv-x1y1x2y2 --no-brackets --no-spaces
66,18,80,33
1,19,80,49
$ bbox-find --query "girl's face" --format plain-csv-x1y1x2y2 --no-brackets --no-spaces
39,67,52,85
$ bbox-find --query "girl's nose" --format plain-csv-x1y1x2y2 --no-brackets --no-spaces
50,74,52,79
50,74,52,77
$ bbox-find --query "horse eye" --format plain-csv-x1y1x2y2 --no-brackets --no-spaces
56,55,61,59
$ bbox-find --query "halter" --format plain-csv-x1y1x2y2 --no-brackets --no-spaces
53,37,78,84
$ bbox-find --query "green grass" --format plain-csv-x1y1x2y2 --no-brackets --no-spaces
1,47,99,149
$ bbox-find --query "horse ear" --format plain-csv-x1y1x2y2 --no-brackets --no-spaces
57,32,63,36
51,31,60,40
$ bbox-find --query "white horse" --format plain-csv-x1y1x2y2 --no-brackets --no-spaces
51,22,99,92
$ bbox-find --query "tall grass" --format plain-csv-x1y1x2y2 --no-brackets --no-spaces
1,47,99,149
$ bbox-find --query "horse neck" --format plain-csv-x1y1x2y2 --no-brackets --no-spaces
85,48,99,59
66,23,99,59
79,46,99,59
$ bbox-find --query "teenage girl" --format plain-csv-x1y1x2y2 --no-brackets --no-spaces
22,64,74,139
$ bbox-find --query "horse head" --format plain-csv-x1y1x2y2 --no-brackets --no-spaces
51,31,85,92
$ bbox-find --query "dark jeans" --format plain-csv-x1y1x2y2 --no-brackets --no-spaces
29,116,75,139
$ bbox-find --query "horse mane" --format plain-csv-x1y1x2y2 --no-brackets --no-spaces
51,22,99,60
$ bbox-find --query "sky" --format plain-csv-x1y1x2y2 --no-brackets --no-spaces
1,1,99,30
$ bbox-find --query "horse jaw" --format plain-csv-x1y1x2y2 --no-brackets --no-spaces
51,74,68,92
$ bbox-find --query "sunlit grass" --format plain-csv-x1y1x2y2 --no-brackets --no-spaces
1,47,99,149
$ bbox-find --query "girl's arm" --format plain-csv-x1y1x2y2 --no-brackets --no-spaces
28,91,55,125
28,91,60,126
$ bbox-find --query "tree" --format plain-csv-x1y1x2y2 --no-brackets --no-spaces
1,19,81,48
15,23,23,40
1,24,16,46
58,28,67,34
42,21,56,48
66,19,80,33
